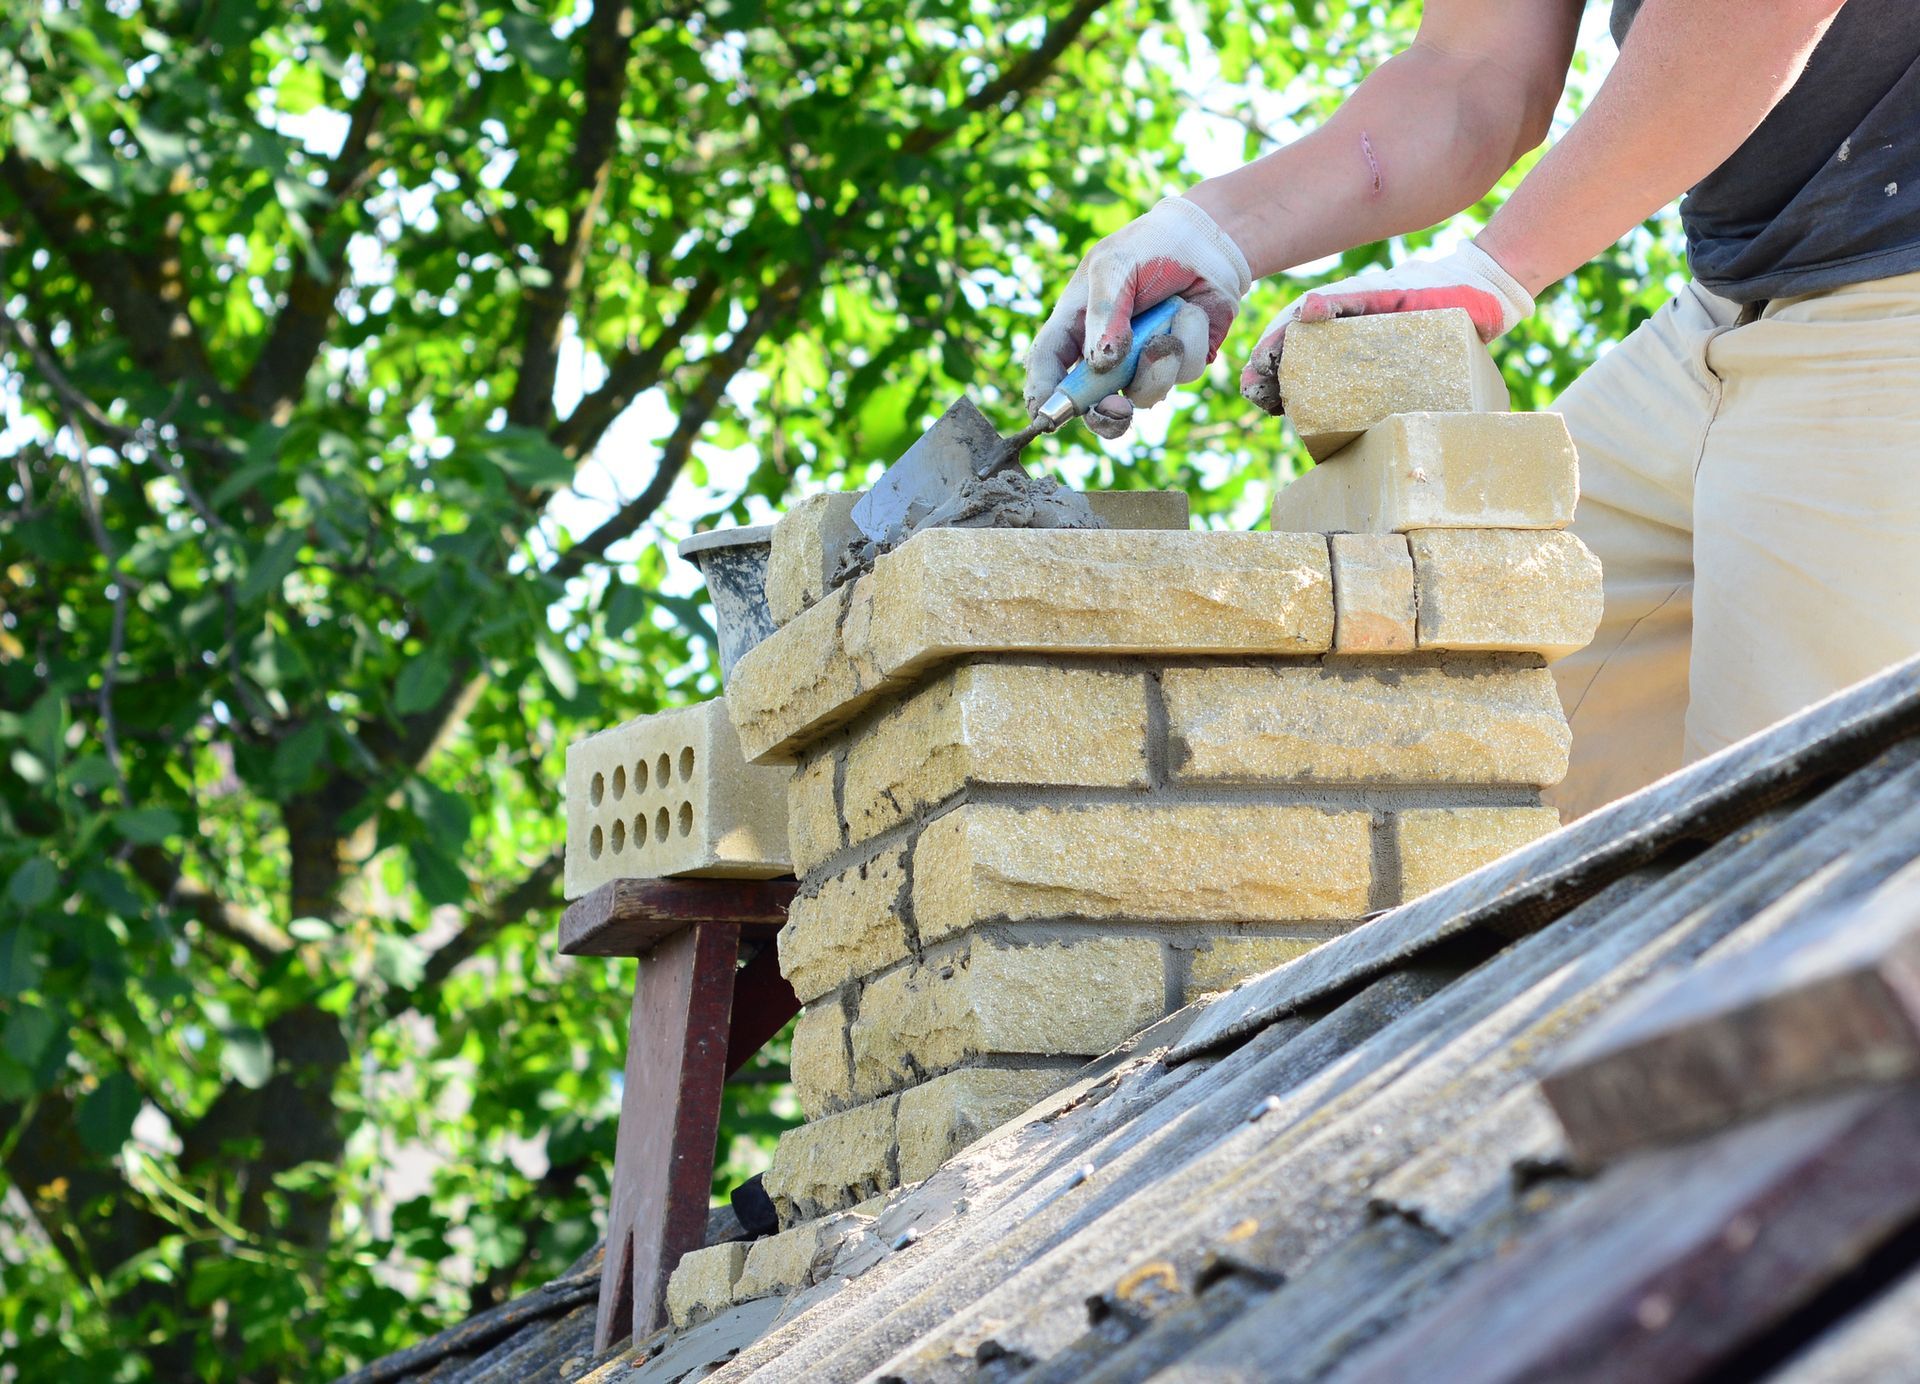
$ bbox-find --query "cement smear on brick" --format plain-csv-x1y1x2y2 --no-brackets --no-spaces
831,470,1107,588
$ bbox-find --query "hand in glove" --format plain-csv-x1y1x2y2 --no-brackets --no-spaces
1025,197,1252,439
1238,241,1533,415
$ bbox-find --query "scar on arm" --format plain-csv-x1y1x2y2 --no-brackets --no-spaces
1361,131,1381,192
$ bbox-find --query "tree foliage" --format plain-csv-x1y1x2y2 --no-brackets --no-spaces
0,0,1682,1376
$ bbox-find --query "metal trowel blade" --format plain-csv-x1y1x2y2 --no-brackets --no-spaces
850,397,1023,544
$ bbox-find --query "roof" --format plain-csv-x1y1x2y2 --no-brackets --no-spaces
349,651,1920,1384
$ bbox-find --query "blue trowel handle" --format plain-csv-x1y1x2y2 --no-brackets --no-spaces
1052,296,1186,417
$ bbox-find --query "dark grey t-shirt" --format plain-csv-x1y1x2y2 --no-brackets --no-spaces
1612,0,1920,302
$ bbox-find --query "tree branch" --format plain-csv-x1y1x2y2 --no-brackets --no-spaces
548,268,723,462
128,846,294,962
384,848,565,1020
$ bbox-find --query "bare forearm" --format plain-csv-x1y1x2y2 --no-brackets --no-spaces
1186,43,1554,280
1479,0,1843,295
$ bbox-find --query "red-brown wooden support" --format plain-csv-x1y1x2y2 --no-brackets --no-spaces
560,878,800,1352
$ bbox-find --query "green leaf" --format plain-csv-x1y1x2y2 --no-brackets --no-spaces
113,809,182,845
372,933,427,989
219,1027,275,1089
271,721,329,791
6,858,57,909
3,1006,58,1065
394,653,453,714
535,638,579,701
288,917,333,942
239,531,302,603
0,927,41,997
77,1072,142,1155
407,841,468,907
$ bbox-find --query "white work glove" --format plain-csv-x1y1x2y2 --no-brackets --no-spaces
1239,240,1534,415
1025,197,1253,439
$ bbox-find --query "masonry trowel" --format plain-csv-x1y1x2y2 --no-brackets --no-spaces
849,296,1187,545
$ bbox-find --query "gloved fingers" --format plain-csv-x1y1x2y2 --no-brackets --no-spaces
1238,310,1294,416
1023,305,1084,419
1085,393,1133,440
1166,297,1212,386
1125,334,1186,411
1082,247,1149,372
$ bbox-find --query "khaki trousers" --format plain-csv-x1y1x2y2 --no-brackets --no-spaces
1546,268,1920,822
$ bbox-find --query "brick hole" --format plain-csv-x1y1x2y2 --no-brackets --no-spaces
655,752,671,788
678,746,695,782
611,764,627,800
677,801,692,837
589,772,605,807
656,806,670,841
636,758,649,793
633,811,648,848
589,824,604,859
610,818,627,854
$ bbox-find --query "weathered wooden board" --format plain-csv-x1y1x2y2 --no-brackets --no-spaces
558,876,794,956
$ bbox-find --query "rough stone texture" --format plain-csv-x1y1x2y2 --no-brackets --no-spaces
1163,664,1571,787
1183,934,1323,1002
847,529,1335,682
895,1067,1071,1184
733,1211,869,1301
912,802,1373,942
665,1242,748,1329
1396,805,1563,901
726,582,904,764
763,1094,899,1223
1269,412,1578,534
786,748,843,877
768,492,863,627
1084,490,1190,532
778,846,912,1005
841,663,1151,848
790,993,853,1116
847,935,1164,1098
1329,533,1416,653
564,697,790,898
1279,308,1511,461
1409,529,1604,661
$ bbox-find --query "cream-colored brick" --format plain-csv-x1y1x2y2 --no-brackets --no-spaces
1396,805,1562,901
1329,533,1416,652
1409,529,1603,661
845,529,1334,681
1270,412,1577,534
841,664,1150,847
763,1095,899,1223
1280,309,1511,461
786,749,843,877
896,1068,1071,1184
734,1211,869,1300
1163,664,1570,787
1183,935,1324,1002
768,493,863,627
912,803,1373,943
847,936,1165,1098
564,699,790,898
1086,490,1190,530
790,994,853,1117
665,1242,748,1328
777,847,912,1005
725,582,905,764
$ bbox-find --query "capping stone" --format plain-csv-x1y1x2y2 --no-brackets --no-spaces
778,846,912,1005
563,698,789,899
1396,805,1562,902
896,1067,1071,1184
841,663,1150,848
665,1242,748,1328
1280,309,1511,461
1330,533,1416,653
912,802,1373,942
1269,412,1578,534
1409,529,1604,661
1163,664,1571,787
763,1094,899,1223
847,935,1164,1098
790,993,854,1115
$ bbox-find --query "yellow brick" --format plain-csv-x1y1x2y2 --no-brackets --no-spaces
725,582,904,764
763,1095,899,1223
734,1210,869,1300
777,847,912,1005
845,529,1334,681
1409,529,1603,661
912,802,1373,942
841,664,1150,847
1329,533,1416,652
786,749,843,877
768,493,863,627
895,1068,1070,1184
1396,805,1562,901
1163,664,1570,787
1270,412,1577,534
847,936,1164,1098
1183,935,1324,1002
665,1242,748,1328
1280,309,1511,461
790,994,853,1117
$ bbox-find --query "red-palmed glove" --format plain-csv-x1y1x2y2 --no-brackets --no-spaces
1025,197,1253,439
1239,241,1534,414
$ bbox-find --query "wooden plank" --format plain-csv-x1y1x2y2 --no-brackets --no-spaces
1338,1083,1920,1384
1543,860,1920,1168
725,941,800,1076
1171,675,1920,1065
593,921,740,1352
559,876,795,957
